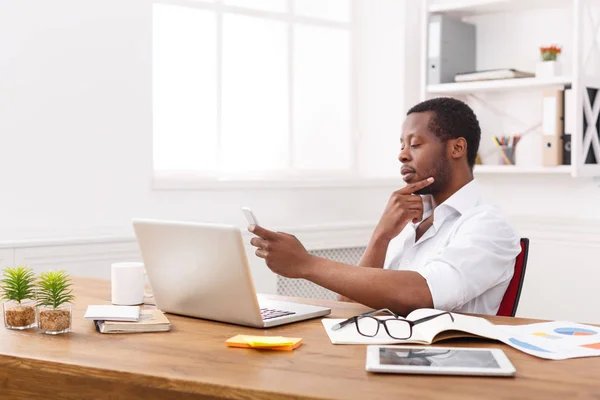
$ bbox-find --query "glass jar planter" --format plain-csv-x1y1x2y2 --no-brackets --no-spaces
37,304,72,334
3,300,37,330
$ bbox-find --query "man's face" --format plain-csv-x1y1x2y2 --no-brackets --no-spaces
399,111,451,195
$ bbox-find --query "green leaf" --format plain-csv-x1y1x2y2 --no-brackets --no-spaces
35,270,75,309
0,266,36,303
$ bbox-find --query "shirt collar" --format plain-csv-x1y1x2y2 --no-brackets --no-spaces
437,179,481,216
416,179,481,229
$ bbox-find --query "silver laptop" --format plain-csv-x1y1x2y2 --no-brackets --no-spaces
132,218,331,328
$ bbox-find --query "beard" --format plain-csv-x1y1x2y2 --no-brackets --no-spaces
413,154,452,195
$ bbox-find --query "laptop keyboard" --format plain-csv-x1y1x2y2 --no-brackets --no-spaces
260,307,296,320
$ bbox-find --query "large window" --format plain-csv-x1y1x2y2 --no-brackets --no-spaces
153,0,355,184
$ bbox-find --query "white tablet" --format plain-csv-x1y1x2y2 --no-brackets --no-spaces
365,346,516,377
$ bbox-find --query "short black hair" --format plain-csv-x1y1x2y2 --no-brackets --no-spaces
407,97,481,168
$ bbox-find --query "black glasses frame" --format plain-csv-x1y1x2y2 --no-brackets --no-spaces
331,309,455,340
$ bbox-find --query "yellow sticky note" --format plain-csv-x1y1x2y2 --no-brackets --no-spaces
226,334,303,351
241,335,294,347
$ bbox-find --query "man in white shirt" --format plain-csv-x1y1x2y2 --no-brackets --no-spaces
249,97,521,316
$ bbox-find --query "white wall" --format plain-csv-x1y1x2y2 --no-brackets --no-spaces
0,0,404,242
2,0,600,323
356,0,408,177
0,0,406,299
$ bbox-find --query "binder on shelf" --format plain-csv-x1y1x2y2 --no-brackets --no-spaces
562,88,574,165
542,90,564,166
562,134,572,165
543,136,563,166
427,14,476,85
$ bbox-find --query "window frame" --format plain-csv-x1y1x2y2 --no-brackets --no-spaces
152,0,369,189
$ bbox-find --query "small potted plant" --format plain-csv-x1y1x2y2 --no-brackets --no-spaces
536,44,562,78
1,266,37,330
36,271,75,334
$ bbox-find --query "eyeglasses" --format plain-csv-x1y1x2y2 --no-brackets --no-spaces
331,309,454,340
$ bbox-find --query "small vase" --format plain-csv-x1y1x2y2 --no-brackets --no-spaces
536,60,560,78
3,300,37,330
37,304,72,335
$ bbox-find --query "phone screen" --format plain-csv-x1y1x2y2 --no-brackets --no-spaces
242,208,260,226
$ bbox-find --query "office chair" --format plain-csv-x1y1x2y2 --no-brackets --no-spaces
497,238,529,317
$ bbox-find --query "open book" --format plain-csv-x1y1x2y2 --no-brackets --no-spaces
322,308,496,346
322,308,600,360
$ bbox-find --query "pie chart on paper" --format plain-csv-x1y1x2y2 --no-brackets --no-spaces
554,327,597,336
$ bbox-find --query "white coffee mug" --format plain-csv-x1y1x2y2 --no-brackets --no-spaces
111,262,147,305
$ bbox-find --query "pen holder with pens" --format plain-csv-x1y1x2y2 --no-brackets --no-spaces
498,145,515,165
494,136,519,166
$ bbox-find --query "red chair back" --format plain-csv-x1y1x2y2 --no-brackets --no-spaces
497,238,529,317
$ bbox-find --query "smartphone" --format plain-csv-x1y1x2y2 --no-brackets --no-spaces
241,207,260,226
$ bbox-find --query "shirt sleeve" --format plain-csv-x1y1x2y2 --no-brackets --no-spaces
416,206,521,311
383,229,410,270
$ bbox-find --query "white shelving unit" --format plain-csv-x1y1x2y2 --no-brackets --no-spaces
428,0,571,17
421,0,600,177
474,165,572,174
428,76,572,95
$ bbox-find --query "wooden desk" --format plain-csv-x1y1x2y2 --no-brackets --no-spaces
1,277,599,400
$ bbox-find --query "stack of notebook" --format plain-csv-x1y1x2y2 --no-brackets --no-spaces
454,68,535,82
84,305,171,334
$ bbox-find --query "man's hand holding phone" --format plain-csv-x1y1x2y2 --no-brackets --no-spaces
243,207,314,279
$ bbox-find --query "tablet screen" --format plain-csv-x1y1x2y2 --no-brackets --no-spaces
379,347,500,369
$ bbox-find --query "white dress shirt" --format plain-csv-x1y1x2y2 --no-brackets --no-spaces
383,180,521,315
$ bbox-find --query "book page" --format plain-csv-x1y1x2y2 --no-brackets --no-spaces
406,309,497,344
